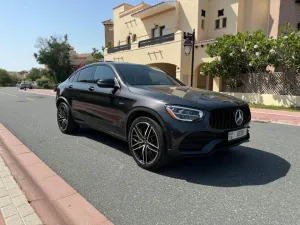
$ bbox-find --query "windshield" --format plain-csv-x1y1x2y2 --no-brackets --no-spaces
116,64,183,86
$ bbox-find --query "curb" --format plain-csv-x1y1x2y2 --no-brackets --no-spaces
251,118,300,126
0,124,113,225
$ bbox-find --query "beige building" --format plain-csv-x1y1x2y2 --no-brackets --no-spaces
104,0,300,90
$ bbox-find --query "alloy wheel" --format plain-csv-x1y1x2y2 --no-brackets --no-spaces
130,122,159,165
57,104,68,130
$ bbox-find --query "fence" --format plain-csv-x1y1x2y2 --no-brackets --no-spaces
222,72,300,96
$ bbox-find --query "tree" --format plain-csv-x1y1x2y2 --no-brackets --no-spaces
101,41,113,53
34,34,74,83
27,68,42,81
86,48,104,65
200,30,275,78
0,69,12,86
271,24,300,73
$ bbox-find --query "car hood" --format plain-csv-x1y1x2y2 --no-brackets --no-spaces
128,85,247,110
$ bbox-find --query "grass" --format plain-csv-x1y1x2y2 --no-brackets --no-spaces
249,103,300,112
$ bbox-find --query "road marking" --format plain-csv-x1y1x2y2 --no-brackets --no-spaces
0,91,18,97
26,98,34,101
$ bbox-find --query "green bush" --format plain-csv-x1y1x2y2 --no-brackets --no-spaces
36,77,50,87
42,82,53,89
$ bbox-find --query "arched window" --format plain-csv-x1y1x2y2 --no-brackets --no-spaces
127,36,131,45
132,34,137,42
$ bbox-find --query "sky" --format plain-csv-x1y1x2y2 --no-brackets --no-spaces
0,0,160,72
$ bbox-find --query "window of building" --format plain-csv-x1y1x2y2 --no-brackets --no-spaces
215,19,220,29
201,19,205,29
201,9,206,17
152,27,159,38
77,66,96,83
222,18,227,28
218,9,224,17
127,36,131,45
298,22,300,30
93,66,115,83
160,26,166,36
132,34,137,42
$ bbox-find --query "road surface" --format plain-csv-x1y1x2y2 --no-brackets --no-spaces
0,87,299,225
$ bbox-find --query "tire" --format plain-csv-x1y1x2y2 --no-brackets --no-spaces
128,117,169,170
57,102,78,134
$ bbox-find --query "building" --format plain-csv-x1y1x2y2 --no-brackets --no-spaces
104,0,300,90
102,19,114,47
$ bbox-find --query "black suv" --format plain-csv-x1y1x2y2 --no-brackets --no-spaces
56,62,251,170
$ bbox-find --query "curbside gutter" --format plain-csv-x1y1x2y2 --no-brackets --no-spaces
0,123,113,225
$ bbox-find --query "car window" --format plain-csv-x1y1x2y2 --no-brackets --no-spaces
77,66,96,83
93,66,115,83
116,64,181,86
70,71,80,82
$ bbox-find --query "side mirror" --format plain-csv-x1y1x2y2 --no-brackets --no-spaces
96,79,115,88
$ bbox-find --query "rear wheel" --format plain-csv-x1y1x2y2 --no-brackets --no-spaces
57,102,78,134
128,117,168,170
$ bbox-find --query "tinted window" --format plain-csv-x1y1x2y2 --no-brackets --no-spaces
93,66,115,83
70,71,79,82
116,64,181,86
77,67,96,83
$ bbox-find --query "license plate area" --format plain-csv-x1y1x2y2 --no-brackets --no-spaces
228,128,247,141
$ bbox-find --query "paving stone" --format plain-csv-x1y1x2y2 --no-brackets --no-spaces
23,213,43,225
5,214,23,225
1,204,18,218
5,181,18,191
0,171,11,178
2,175,15,183
0,196,12,207
0,165,8,172
0,188,8,198
8,187,22,198
0,180,5,189
12,194,27,207
17,203,34,218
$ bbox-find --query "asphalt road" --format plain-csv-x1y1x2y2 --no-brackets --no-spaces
0,87,299,225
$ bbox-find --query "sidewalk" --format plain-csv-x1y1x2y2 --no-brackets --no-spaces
19,89,56,97
251,108,300,126
0,156,42,225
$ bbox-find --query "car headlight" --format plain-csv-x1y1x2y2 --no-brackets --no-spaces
166,105,205,122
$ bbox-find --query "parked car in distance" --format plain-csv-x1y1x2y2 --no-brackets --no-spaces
16,81,21,88
31,81,37,88
55,62,251,170
20,81,33,90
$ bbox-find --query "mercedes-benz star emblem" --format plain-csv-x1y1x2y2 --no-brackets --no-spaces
235,109,244,126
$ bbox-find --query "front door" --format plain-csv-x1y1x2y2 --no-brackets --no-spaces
83,65,121,135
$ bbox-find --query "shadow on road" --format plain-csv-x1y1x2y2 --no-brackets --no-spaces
73,128,290,187
158,147,291,187
74,127,130,156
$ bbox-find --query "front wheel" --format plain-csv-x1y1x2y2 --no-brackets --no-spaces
128,117,168,170
57,102,78,134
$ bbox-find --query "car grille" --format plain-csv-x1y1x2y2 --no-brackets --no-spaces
178,132,224,152
209,105,251,129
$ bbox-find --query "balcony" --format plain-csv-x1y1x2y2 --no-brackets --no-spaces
138,33,175,48
107,44,131,53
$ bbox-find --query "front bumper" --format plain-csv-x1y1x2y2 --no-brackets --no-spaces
162,114,250,157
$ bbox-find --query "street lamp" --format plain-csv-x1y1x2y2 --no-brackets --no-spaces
184,29,195,87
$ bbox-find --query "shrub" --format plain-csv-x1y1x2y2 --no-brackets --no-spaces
36,77,50,87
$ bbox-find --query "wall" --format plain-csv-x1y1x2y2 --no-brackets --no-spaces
104,24,114,46
104,31,183,70
207,0,239,39
269,0,281,38
279,0,300,30
224,92,300,107
114,6,176,46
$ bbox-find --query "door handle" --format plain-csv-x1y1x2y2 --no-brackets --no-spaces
68,85,73,89
88,86,95,91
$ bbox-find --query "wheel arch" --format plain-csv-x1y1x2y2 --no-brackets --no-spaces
56,96,71,109
125,107,171,150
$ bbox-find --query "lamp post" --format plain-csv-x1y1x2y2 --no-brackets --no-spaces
184,29,195,87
